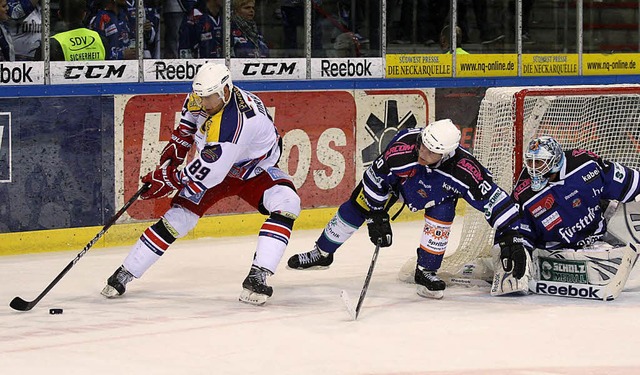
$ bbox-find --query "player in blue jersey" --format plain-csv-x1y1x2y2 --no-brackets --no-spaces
101,63,300,305
287,119,527,299
511,136,640,299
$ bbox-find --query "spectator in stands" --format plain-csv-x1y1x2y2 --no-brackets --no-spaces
440,25,468,54
280,0,323,57
332,31,359,57
125,0,161,58
41,0,106,61
231,0,269,58
178,0,222,58
458,0,505,45
163,0,196,58
6,0,41,60
0,0,15,61
89,0,136,60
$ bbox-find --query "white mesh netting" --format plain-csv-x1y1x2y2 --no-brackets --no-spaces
438,84,640,277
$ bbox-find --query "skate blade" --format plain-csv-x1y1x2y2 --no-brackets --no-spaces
416,286,444,300
286,265,331,271
101,285,122,298
239,289,269,306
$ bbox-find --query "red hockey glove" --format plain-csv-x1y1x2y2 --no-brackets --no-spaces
159,128,193,167
140,165,184,200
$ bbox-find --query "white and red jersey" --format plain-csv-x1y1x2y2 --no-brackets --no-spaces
176,86,280,197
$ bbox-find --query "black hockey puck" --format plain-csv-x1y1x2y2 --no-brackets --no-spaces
49,308,63,315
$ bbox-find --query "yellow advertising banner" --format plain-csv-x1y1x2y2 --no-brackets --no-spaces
456,54,518,77
522,54,579,76
582,53,640,75
385,54,452,78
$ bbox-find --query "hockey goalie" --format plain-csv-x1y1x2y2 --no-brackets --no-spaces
488,136,640,300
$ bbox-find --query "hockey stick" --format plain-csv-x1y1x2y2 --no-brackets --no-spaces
341,240,381,320
9,183,150,311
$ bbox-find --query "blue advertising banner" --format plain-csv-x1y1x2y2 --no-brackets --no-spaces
0,112,10,182
0,97,114,233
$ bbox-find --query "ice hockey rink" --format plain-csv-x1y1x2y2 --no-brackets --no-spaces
3,219,640,375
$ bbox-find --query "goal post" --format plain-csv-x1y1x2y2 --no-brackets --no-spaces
436,84,640,278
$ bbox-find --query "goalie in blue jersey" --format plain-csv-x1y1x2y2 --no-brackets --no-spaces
507,136,640,300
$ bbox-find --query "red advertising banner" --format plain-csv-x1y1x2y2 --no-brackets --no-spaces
121,91,356,221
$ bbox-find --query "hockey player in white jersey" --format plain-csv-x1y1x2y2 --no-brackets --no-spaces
101,63,301,305
287,119,527,299
511,136,640,300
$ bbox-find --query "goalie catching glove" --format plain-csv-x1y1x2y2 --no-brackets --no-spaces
497,233,527,279
141,165,184,200
159,128,193,167
366,210,392,247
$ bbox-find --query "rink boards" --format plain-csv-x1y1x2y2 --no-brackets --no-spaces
0,75,637,255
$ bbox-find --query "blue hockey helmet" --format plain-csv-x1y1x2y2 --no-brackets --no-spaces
524,136,564,191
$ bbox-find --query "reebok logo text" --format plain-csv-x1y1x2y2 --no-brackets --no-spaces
320,60,372,77
0,63,33,83
535,282,601,299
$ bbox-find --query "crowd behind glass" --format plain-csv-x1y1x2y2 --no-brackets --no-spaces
0,0,638,62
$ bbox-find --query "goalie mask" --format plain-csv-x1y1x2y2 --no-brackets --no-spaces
524,136,564,191
420,119,461,155
192,63,233,106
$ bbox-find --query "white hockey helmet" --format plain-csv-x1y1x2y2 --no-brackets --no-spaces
420,119,461,154
192,63,233,105
524,136,565,191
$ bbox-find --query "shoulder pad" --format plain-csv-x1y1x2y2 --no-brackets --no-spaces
186,93,203,113
564,149,602,171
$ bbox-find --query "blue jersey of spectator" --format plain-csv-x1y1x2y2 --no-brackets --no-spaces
125,0,161,58
89,0,134,60
178,0,222,58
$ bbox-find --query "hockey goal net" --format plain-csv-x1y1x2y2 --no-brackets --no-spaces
438,84,640,278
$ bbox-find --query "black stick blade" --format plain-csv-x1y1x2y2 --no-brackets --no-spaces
10,297,33,311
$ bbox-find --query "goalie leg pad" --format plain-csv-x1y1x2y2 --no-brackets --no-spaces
490,245,532,296
532,245,637,300
605,201,640,245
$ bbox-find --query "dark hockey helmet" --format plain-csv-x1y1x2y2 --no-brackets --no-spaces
524,136,565,191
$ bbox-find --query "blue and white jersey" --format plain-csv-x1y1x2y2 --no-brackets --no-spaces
177,86,279,197
362,128,521,238
513,149,640,250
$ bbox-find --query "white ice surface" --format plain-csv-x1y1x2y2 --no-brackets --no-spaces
3,220,640,375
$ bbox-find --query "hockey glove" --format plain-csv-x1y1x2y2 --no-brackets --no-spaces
366,210,392,247
159,128,193,167
140,165,184,200
497,235,527,279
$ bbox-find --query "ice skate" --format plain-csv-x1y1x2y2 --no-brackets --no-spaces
287,245,333,270
239,265,273,306
415,266,446,299
101,265,134,298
